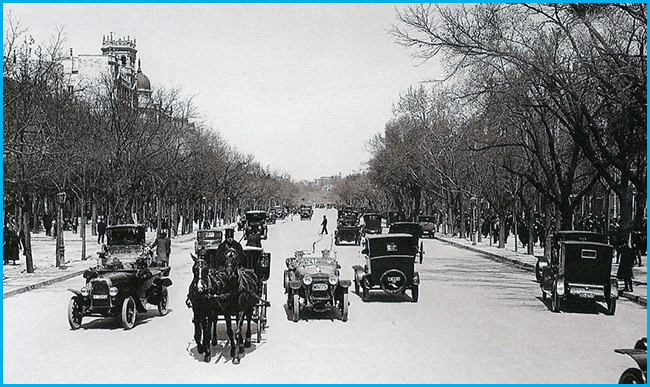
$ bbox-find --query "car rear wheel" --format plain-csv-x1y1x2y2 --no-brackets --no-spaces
619,368,644,384
411,285,419,303
157,287,169,316
340,292,349,322
362,284,369,301
292,293,300,323
122,296,137,330
68,297,83,330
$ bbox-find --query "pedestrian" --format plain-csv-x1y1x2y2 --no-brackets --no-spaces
3,224,19,265
43,213,52,236
320,215,328,235
51,218,57,238
97,217,107,244
150,231,171,266
617,238,635,292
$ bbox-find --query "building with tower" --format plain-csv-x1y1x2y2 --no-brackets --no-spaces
62,33,153,110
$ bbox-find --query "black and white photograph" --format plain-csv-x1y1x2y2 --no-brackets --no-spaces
3,3,647,383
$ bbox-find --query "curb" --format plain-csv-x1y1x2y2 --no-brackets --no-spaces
435,235,647,308
434,236,536,272
3,269,86,299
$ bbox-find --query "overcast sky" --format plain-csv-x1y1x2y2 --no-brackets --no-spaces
4,3,443,182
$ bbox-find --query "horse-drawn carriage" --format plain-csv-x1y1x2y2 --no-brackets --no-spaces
67,224,172,330
188,232,271,364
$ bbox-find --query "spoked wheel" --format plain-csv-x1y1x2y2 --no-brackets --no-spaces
67,297,83,330
411,285,419,303
619,368,644,384
260,283,268,330
157,287,169,316
340,292,349,322
121,296,137,330
256,306,263,344
292,293,300,322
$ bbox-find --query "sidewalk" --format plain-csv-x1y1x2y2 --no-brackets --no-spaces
2,225,198,299
434,233,647,307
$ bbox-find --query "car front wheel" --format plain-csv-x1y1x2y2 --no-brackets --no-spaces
122,296,137,330
292,293,300,323
157,287,169,316
619,368,644,384
411,285,419,303
551,287,561,313
68,297,83,330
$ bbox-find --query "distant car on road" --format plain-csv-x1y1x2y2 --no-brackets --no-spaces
353,234,420,302
195,229,223,256
335,209,362,245
244,210,268,240
537,231,618,314
363,213,383,235
418,215,436,238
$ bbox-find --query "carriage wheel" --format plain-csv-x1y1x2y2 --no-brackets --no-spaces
292,293,300,322
157,287,169,316
340,292,349,322
619,368,644,384
67,297,83,330
411,285,419,303
121,296,137,330
261,283,268,330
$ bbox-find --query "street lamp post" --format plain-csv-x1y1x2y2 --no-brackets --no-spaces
56,192,66,268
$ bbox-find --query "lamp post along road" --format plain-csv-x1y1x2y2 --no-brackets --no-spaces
56,192,66,268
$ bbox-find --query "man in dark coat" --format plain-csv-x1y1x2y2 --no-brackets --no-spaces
210,228,244,271
97,217,107,244
150,231,171,266
320,215,328,235
617,239,635,292
3,225,19,265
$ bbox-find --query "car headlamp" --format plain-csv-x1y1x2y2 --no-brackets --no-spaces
328,275,338,286
302,274,313,286
80,287,89,297
109,287,119,297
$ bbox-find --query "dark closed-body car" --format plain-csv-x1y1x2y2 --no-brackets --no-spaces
363,213,383,235
67,225,172,330
300,206,313,220
244,210,268,240
537,231,618,314
284,250,350,322
418,215,436,238
353,234,420,302
389,222,424,263
195,229,223,255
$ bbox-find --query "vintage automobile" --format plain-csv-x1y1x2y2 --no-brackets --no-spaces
195,229,223,255
363,213,383,235
272,206,286,220
389,222,424,264
615,337,647,384
537,231,618,314
284,250,350,322
67,224,172,330
244,210,268,240
335,210,362,245
387,211,405,227
300,205,313,220
266,208,277,225
418,215,436,238
353,234,420,302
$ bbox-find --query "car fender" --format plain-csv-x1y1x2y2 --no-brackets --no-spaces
352,265,365,278
153,277,173,287
289,280,302,290
339,279,351,288
413,271,420,286
67,288,83,297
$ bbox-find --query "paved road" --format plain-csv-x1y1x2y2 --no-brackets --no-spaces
3,209,646,383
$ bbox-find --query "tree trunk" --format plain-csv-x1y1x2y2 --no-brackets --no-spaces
459,198,466,240
80,198,87,260
528,206,535,255
498,210,506,249
91,201,97,236
21,196,34,274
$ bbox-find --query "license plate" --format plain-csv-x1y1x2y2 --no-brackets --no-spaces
312,283,328,291
577,292,595,299
93,294,108,299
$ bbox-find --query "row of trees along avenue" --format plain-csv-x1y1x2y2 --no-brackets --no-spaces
336,4,646,256
3,19,297,273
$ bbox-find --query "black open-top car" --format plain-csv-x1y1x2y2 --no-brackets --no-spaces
335,210,362,245
67,224,172,330
537,231,617,314
352,234,420,302
284,250,350,322
244,210,268,240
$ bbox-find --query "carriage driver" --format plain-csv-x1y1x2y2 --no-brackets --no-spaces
210,228,245,271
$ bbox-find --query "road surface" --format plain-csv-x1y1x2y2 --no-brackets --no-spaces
3,209,646,383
